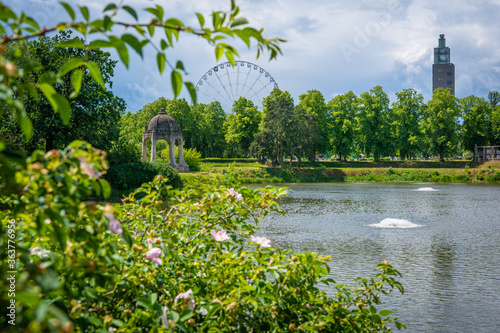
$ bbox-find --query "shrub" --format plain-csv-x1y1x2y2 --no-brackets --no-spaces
462,150,474,160
0,141,405,332
182,148,202,171
486,171,500,182
453,174,470,182
386,167,396,175
105,161,181,190
439,174,452,182
106,139,141,165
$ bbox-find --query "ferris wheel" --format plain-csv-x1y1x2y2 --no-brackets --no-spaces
195,61,279,112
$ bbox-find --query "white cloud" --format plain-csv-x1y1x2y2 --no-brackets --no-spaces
12,0,500,110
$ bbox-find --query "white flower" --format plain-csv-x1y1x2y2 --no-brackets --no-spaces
30,246,49,258
105,213,123,234
210,229,230,242
174,289,196,310
251,235,271,248
228,188,243,201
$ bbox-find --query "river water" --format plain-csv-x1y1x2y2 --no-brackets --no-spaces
257,183,500,333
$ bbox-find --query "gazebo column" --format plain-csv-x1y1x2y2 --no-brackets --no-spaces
177,138,189,171
169,139,177,167
142,137,148,161
151,137,157,162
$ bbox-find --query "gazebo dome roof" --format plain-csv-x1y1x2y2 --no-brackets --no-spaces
146,108,180,131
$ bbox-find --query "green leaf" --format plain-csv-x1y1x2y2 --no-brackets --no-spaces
147,24,155,37
38,83,71,124
70,69,82,97
175,61,184,71
122,6,138,21
18,111,33,140
379,310,393,316
185,81,196,105
99,179,111,198
160,39,169,50
58,58,85,77
103,3,117,12
52,222,67,251
156,52,166,74
55,38,86,48
179,309,194,322
225,51,235,66
121,33,143,57
196,13,205,27
85,62,105,89
0,140,4,152
109,36,129,67
60,2,75,21
88,39,112,49
170,310,180,322
171,70,182,98
230,17,248,27
80,6,89,21
215,45,223,61
22,15,41,30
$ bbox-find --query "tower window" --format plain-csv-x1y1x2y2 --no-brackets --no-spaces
447,72,452,75
447,81,453,84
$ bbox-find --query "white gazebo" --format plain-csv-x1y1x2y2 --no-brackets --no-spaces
142,108,189,172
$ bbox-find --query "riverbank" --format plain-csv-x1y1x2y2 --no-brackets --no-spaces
181,160,500,186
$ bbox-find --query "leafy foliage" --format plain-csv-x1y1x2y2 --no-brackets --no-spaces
104,160,182,190
0,143,405,332
420,88,460,160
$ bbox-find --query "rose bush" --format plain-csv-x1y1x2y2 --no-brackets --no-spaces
1,141,405,332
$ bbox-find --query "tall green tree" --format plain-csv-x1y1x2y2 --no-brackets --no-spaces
289,105,320,167
298,89,328,157
193,101,227,157
165,98,199,149
420,88,459,160
2,32,125,152
459,95,490,153
225,97,261,157
490,105,500,145
358,86,391,161
389,88,424,160
260,88,294,168
488,90,500,109
327,91,359,161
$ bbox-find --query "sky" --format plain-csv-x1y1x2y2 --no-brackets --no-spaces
14,0,500,112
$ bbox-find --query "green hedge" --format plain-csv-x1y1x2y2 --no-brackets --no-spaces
105,161,182,190
201,158,258,163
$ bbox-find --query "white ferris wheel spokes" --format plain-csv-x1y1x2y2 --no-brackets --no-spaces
195,61,279,112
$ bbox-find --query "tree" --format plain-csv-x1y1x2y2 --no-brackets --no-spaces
298,90,329,157
459,95,490,153
488,90,500,109
165,98,199,150
490,105,500,145
118,97,172,151
224,97,261,157
260,88,294,168
420,88,459,160
327,91,359,161
359,86,391,161
289,105,321,167
1,0,283,182
192,102,227,157
2,32,125,152
389,88,424,160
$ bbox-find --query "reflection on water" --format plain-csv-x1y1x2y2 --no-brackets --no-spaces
258,183,500,333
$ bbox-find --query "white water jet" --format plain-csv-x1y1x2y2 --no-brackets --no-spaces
369,218,423,228
414,187,438,191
